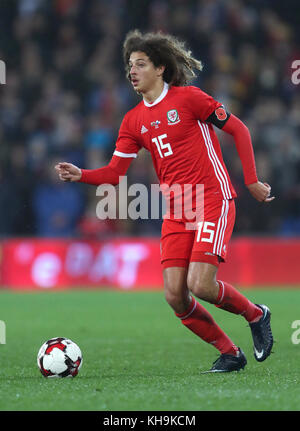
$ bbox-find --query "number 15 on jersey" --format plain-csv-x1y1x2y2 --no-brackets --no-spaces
152,134,173,158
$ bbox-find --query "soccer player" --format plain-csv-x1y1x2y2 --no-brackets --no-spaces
55,30,274,372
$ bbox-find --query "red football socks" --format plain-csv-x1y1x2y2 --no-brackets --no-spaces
175,296,239,356
216,280,263,323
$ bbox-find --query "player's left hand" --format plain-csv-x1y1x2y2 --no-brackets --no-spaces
247,181,275,203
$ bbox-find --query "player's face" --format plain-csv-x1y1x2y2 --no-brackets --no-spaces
128,51,164,94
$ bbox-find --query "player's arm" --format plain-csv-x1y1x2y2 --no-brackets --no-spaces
206,108,275,203
186,87,274,203
55,114,140,186
55,155,133,185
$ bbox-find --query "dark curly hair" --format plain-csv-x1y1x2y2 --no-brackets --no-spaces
123,29,203,86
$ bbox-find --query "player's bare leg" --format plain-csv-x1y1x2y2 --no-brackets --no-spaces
187,261,273,362
187,261,261,318
187,262,220,303
163,266,247,372
163,267,190,314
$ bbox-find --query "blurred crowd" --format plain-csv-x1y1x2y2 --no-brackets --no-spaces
0,0,299,239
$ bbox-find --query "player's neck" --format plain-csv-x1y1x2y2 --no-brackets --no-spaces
143,80,165,104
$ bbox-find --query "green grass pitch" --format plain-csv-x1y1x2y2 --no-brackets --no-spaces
0,288,300,411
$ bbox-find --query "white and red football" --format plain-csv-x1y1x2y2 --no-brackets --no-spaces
37,337,83,378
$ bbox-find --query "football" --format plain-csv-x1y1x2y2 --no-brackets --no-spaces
37,337,83,378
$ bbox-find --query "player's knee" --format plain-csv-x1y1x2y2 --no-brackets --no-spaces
190,283,209,300
164,285,189,313
164,288,181,309
187,275,211,301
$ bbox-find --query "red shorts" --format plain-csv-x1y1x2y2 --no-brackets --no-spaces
160,199,235,269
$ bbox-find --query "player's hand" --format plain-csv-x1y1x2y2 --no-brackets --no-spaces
247,181,275,203
54,162,82,182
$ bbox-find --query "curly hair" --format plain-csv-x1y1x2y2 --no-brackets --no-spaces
123,29,203,86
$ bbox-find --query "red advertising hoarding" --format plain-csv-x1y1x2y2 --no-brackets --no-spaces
0,237,299,290
0,238,163,290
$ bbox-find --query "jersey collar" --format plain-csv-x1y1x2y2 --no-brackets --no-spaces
143,82,169,108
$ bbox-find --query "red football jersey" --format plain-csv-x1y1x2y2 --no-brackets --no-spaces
114,83,237,220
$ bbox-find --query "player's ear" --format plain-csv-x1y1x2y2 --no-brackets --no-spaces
156,65,165,77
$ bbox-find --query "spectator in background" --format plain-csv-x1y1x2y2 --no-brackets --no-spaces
0,167,25,236
32,157,85,237
83,114,114,167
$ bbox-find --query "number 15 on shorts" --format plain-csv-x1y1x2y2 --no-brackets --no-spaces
196,221,215,243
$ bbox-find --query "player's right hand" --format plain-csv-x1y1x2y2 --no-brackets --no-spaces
247,181,275,203
54,162,82,182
